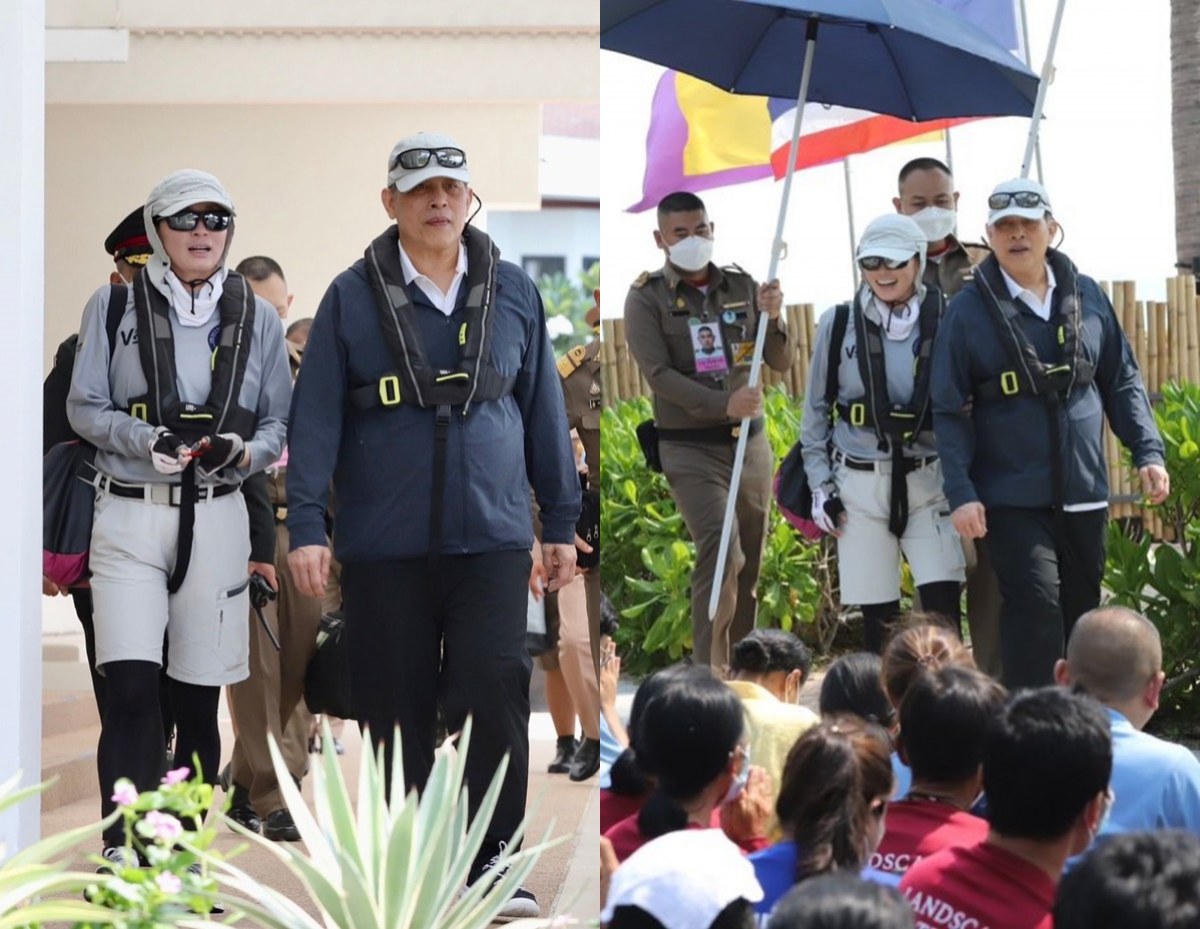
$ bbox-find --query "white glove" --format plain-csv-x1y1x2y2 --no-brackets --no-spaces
812,486,842,535
149,427,188,475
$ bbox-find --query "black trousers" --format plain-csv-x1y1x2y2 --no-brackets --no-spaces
986,506,1108,690
342,550,532,847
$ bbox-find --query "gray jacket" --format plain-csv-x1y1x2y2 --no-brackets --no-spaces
800,290,939,492
67,283,291,484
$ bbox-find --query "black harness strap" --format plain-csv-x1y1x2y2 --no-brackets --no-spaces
429,405,453,567
841,289,943,537
167,461,196,594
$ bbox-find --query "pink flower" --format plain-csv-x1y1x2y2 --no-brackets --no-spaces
110,780,139,807
155,871,182,894
161,767,191,786
144,810,183,843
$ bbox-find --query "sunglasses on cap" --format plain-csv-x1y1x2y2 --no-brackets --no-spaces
158,211,232,232
391,147,467,172
858,255,914,272
988,191,1049,211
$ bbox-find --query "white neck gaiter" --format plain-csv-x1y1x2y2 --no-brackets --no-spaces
873,294,921,341
166,268,223,328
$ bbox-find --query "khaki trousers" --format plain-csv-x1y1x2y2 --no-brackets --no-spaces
660,430,772,671
228,518,339,815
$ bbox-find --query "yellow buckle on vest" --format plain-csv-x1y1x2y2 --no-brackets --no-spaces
1000,371,1020,396
849,403,866,427
378,375,402,407
1057,325,1065,346
459,323,468,347
130,403,148,421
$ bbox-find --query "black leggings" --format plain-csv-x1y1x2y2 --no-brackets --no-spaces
99,660,220,846
861,581,962,654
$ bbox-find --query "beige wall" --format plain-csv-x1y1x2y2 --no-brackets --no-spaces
45,102,546,361
43,0,599,368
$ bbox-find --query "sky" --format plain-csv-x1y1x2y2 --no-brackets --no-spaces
600,0,1175,317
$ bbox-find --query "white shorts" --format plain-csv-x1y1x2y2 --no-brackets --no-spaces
89,486,252,686
834,456,965,605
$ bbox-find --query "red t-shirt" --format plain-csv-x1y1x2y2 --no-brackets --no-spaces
899,841,1056,929
603,811,768,863
870,798,989,877
600,789,645,835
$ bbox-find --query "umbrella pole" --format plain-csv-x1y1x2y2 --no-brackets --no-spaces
708,19,818,623
844,158,859,291
1020,0,1067,179
1017,0,1044,182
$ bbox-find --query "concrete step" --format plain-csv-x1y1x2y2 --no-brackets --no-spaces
40,727,99,813
43,691,99,739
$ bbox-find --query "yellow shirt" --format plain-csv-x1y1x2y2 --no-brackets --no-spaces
727,679,820,841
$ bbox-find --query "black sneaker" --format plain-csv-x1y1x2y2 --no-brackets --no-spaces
186,863,225,915
262,808,301,842
96,844,139,874
547,736,577,774
569,737,600,782
467,841,539,919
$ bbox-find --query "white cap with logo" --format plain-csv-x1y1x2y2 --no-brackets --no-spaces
386,131,471,193
987,177,1052,225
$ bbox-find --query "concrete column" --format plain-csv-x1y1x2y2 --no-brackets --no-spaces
0,0,45,851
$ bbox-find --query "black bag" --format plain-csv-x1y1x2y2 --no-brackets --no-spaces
42,287,126,587
304,610,356,719
577,483,600,569
636,419,663,473
775,303,850,540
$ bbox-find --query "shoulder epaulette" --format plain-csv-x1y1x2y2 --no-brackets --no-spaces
557,344,588,379
721,263,752,277
631,270,655,289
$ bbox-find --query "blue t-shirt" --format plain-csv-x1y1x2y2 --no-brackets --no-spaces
749,841,901,915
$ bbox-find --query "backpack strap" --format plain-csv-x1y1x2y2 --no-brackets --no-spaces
105,284,127,358
824,303,851,407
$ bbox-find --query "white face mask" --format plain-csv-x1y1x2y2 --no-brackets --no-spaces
910,206,957,243
667,235,714,273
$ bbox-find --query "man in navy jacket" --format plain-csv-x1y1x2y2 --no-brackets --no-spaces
286,132,579,919
932,178,1167,690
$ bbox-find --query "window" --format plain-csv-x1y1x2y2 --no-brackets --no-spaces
523,255,566,279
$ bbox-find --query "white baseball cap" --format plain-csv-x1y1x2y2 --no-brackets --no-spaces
386,131,471,192
987,177,1053,225
600,830,763,929
856,213,926,265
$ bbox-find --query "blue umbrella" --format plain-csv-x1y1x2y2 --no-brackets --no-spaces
603,0,1040,621
602,0,1039,119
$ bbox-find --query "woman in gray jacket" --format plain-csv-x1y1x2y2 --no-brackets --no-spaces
799,214,963,652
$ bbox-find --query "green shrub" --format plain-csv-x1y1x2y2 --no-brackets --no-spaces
601,388,836,676
1105,381,1200,721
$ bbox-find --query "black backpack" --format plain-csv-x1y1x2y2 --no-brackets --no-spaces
43,286,126,452
42,286,126,587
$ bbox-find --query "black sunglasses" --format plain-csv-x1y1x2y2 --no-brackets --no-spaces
858,255,914,272
391,147,467,172
988,191,1048,211
159,211,231,232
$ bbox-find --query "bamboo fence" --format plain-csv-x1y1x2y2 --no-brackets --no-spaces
601,275,1200,535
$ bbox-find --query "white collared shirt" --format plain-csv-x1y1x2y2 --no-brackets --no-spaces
999,262,1057,321
398,240,468,316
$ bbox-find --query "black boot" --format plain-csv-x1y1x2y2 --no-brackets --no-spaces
547,735,576,774
569,738,600,782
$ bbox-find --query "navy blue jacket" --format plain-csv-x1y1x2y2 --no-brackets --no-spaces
286,243,580,562
932,253,1164,511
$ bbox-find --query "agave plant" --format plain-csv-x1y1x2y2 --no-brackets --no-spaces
0,773,125,929
197,719,563,929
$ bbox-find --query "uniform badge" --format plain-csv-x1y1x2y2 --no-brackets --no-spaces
722,310,737,325
675,298,687,309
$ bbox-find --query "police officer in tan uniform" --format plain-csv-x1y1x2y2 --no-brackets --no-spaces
892,157,1001,678
624,192,791,670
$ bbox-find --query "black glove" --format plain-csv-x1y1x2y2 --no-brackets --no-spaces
149,429,189,475
192,433,246,475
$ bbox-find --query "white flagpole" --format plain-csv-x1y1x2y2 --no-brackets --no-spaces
1020,0,1067,180
708,19,818,622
